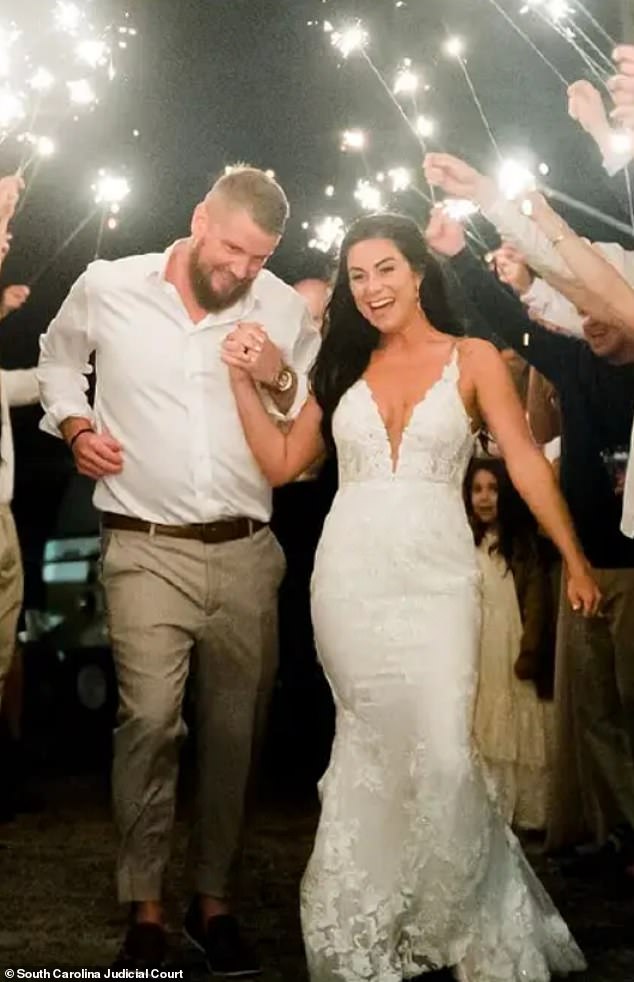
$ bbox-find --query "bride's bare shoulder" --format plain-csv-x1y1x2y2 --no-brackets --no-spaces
455,337,501,362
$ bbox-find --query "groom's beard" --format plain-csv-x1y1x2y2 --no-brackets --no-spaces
188,241,253,313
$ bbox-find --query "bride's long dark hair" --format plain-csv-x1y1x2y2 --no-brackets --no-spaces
310,213,464,450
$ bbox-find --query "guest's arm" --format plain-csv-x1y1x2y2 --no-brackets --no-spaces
526,191,634,340
425,208,574,382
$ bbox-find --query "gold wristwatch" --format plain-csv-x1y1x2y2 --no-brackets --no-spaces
270,365,294,393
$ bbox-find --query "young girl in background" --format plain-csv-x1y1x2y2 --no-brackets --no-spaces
465,457,554,831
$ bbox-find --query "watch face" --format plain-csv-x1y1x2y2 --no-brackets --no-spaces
278,368,293,392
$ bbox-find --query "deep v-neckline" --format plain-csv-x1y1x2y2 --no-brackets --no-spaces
361,347,458,475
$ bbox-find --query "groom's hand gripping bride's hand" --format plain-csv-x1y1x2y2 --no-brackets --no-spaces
221,321,283,386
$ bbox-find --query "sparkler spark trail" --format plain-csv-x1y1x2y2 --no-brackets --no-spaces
29,208,99,287
574,1,617,50
530,5,609,88
481,0,570,86
444,35,502,160
545,186,634,240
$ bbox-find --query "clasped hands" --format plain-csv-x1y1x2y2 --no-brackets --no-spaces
220,321,283,385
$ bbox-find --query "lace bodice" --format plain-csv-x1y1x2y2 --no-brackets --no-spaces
333,352,474,489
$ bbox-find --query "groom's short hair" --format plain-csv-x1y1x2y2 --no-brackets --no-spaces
206,164,290,237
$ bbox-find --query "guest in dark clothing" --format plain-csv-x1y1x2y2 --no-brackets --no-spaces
427,207,634,871
269,277,335,790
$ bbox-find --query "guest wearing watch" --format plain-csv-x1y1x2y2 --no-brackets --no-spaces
37,165,320,974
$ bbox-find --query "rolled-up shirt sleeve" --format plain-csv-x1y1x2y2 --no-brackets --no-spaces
520,278,586,339
37,271,95,437
481,196,572,281
602,144,634,178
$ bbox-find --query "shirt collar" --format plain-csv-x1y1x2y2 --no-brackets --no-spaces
148,239,260,325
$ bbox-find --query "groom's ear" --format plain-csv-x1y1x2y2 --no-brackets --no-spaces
191,202,207,240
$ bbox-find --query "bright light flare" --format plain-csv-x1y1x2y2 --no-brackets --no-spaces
341,128,366,151
0,88,25,128
54,2,83,34
442,198,479,221
416,115,435,138
93,171,131,208
67,78,97,105
610,131,634,155
308,215,345,253
76,39,109,68
354,179,383,212
497,158,536,200
444,36,465,59
393,66,419,96
36,135,56,157
331,23,368,58
546,0,571,22
29,67,55,91
387,167,412,192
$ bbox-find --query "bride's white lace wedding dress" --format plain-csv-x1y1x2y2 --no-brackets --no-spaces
301,349,586,981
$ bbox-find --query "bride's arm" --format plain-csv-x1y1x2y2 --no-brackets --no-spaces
227,369,326,487
464,338,600,615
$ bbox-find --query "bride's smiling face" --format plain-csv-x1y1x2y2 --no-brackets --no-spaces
347,238,422,334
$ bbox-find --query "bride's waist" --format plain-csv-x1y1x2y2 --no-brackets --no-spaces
327,482,470,531
336,478,464,501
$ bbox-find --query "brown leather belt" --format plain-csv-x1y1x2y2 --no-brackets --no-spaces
102,512,266,544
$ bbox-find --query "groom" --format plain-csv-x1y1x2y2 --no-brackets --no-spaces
37,165,320,973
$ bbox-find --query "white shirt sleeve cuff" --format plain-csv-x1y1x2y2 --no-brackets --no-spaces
39,402,95,438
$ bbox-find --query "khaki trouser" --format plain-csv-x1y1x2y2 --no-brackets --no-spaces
101,525,286,903
547,567,634,850
0,504,23,707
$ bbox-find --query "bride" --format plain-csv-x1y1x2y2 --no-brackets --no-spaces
220,212,599,981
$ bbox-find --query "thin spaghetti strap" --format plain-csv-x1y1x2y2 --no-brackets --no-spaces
443,341,461,382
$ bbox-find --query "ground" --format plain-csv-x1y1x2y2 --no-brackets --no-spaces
1,774,634,981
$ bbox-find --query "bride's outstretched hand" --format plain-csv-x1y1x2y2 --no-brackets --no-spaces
567,565,602,617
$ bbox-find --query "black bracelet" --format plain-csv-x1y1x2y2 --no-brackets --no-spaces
68,427,94,451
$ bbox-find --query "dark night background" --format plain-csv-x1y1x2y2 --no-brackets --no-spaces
0,0,628,558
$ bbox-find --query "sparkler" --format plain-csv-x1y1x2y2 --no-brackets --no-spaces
329,19,433,154
328,19,437,201
341,128,367,152
308,215,346,253
15,132,56,174
443,34,502,160
354,179,384,212
67,78,97,106
92,169,131,258
28,165,133,285
54,2,83,35
416,116,436,139
497,158,537,200
443,199,480,221
481,0,570,86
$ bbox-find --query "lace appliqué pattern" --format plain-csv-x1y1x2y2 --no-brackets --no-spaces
303,349,586,981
